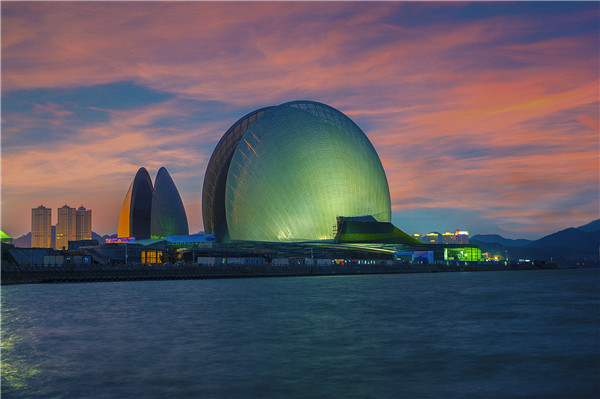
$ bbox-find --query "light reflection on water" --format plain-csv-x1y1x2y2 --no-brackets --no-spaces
1,318,42,393
1,269,599,398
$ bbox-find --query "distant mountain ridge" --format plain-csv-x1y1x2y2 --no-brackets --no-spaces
577,219,600,233
13,231,116,248
470,234,531,247
471,219,599,263
526,227,599,254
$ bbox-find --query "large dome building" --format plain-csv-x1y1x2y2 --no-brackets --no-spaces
202,100,392,243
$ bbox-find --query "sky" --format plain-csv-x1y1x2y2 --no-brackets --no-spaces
1,1,598,240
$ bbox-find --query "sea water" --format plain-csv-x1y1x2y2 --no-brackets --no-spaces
2,268,599,398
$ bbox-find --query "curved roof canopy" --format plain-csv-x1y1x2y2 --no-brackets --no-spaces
117,167,153,239
203,100,392,242
151,167,189,238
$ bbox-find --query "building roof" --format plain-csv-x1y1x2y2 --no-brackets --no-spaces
4,247,60,265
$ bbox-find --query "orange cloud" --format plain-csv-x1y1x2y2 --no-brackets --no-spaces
1,2,598,238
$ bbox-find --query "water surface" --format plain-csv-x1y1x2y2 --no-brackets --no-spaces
2,269,599,398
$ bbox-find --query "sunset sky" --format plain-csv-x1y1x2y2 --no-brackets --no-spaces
2,1,598,239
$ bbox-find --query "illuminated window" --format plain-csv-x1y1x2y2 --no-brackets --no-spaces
141,250,163,264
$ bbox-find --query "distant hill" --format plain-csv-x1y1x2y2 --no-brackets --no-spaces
14,226,57,248
526,227,599,255
472,220,599,263
470,234,531,247
577,219,600,233
14,232,31,248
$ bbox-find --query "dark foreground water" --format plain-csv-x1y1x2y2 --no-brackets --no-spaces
2,269,599,399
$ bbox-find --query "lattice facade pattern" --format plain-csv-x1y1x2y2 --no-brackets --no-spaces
203,101,391,242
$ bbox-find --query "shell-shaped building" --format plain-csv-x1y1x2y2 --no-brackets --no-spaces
151,167,189,238
118,167,153,239
118,167,189,239
202,100,392,242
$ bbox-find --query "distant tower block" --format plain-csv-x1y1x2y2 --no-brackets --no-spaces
56,204,76,249
76,206,92,240
442,232,454,244
454,230,469,244
425,232,440,244
31,205,51,248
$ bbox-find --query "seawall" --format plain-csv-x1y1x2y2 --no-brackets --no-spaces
1,262,554,285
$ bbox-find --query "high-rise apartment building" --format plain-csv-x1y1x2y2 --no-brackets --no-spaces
442,232,455,244
56,205,76,249
31,205,52,248
76,206,92,240
425,232,439,244
454,230,469,244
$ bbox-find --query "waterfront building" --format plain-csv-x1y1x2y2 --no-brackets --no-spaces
31,205,52,248
444,245,479,261
454,230,469,244
151,167,189,238
118,167,189,240
203,100,392,242
118,168,153,239
442,232,454,244
56,205,76,250
76,206,92,240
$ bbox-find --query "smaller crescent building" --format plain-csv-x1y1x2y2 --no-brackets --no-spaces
151,167,189,238
118,168,153,239
118,167,188,239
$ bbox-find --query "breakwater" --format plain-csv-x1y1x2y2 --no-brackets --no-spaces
1,262,552,285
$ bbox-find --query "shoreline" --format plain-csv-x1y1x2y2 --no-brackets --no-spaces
0,262,566,285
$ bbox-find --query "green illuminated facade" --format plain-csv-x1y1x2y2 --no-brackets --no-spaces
151,167,189,238
335,218,423,245
203,101,392,242
444,247,482,261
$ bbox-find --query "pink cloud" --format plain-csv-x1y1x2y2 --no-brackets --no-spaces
1,99,222,235
1,2,598,238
